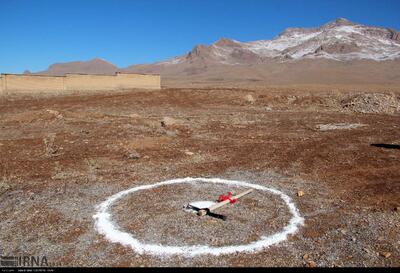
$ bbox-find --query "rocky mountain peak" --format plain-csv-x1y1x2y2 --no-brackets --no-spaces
278,27,317,38
322,18,356,28
213,38,241,47
187,44,211,59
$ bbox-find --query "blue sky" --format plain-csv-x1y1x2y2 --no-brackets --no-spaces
1,0,399,73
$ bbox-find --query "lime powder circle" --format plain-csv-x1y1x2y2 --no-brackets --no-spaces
93,177,304,256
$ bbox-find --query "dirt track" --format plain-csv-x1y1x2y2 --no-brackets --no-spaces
0,88,399,267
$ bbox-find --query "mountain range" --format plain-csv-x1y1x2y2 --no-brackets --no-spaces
34,18,400,86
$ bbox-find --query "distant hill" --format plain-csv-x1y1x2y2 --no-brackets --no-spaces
37,58,118,76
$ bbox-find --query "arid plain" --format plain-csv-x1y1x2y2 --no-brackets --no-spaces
0,82,399,266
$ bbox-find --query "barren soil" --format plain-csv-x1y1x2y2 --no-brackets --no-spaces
0,87,399,267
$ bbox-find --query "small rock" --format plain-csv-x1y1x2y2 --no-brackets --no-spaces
380,252,392,259
394,206,400,212
297,190,304,197
340,229,347,235
306,260,316,268
0,181,11,195
128,113,141,119
46,109,63,119
165,130,178,137
265,106,272,111
244,94,256,104
126,150,140,160
211,238,219,244
303,253,309,260
46,109,58,115
184,151,195,156
161,117,183,127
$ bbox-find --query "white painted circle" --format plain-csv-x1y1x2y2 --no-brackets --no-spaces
93,177,304,257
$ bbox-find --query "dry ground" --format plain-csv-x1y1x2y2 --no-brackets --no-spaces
0,87,399,267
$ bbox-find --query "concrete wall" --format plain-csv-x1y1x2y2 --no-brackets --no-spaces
1,74,65,95
65,74,117,91
0,72,161,96
115,73,161,90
